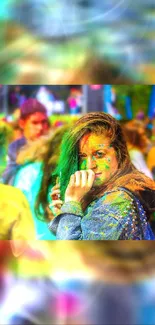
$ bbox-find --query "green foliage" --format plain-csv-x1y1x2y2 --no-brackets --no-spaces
0,120,13,146
114,85,152,118
0,120,13,176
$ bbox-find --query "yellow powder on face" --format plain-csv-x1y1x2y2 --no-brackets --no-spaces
79,133,118,186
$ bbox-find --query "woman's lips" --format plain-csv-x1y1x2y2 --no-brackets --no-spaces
95,173,101,178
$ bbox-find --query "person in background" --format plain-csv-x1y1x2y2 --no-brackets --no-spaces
147,146,155,180
9,86,21,109
11,122,23,141
123,121,153,179
67,90,79,115
13,125,69,240
18,91,27,107
2,98,50,185
49,112,155,240
0,183,36,241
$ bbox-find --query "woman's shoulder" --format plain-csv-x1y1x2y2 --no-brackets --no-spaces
100,187,135,205
87,188,137,223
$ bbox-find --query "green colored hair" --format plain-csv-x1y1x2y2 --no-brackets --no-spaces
52,130,79,200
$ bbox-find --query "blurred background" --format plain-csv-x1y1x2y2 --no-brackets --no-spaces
0,84,155,118
1,84,155,179
1,0,155,83
1,241,155,324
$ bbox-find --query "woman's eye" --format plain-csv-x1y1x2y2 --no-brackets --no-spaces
79,155,86,160
95,152,104,158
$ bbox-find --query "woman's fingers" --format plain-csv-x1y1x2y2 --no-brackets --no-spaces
87,169,95,187
70,170,95,188
49,200,63,207
81,170,88,187
50,183,61,199
51,189,60,195
49,180,63,216
52,183,60,191
49,200,63,216
50,189,60,199
75,171,81,186
65,170,95,203
69,174,75,186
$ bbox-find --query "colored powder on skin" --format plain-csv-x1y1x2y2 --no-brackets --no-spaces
80,159,87,170
102,161,110,170
80,133,91,150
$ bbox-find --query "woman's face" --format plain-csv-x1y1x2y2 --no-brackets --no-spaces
79,133,118,186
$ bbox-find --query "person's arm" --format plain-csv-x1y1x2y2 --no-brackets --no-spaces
49,201,84,239
81,191,137,240
49,190,142,240
49,169,95,239
2,143,19,185
130,150,153,179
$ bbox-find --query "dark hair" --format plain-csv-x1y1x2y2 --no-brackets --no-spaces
53,112,155,208
20,98,47,119
123,122,149,152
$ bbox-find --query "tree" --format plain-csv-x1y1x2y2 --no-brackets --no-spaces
114,85,152,118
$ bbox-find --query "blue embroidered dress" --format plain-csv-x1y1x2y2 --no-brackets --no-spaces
49,187,155,240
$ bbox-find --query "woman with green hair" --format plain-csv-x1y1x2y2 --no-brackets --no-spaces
49,112,155,240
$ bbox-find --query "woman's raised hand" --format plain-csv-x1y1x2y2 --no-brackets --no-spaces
49,181,63,217
65,170,95,203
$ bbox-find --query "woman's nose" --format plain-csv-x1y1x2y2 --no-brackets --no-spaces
87,157,97,169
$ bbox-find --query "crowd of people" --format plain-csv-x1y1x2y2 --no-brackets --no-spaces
1,98,155,324
7,86,83,117
0,97,155,240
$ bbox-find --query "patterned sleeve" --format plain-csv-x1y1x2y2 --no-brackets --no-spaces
83,191,140,240
49,190,147,240
2,151,19,185
49,201,84,240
